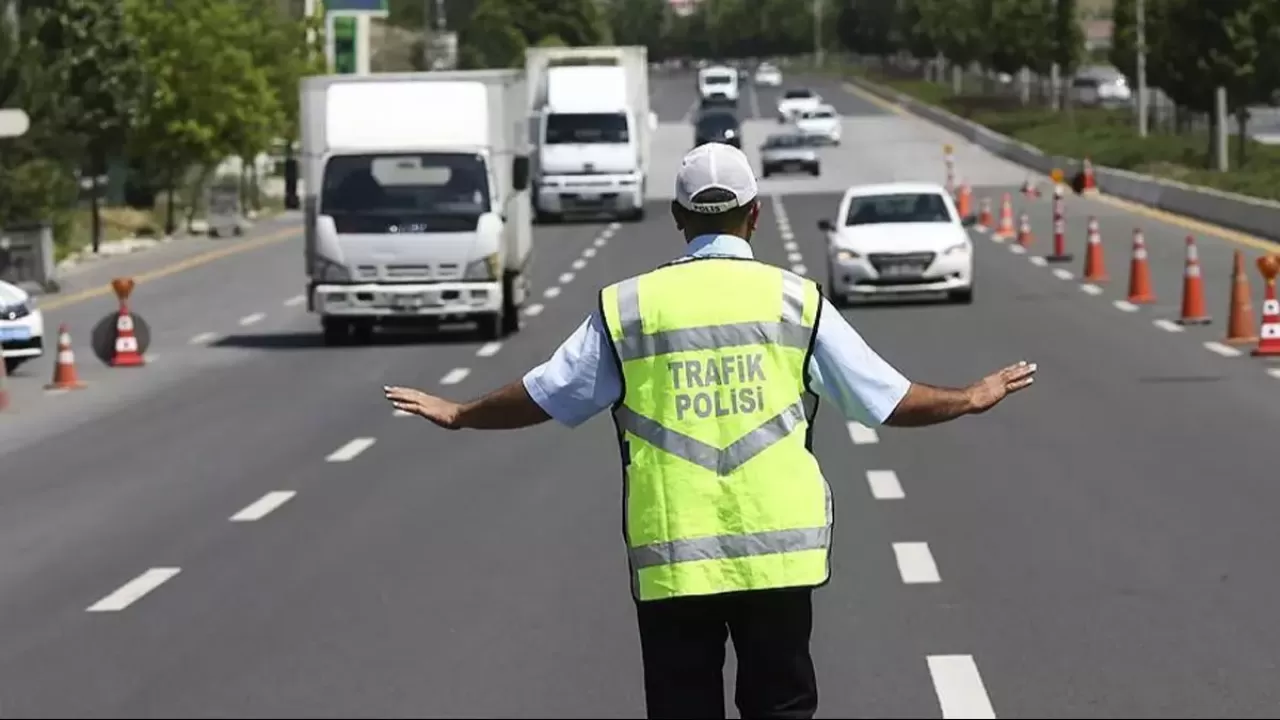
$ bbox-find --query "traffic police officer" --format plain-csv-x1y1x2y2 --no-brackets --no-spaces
384,143,1037,719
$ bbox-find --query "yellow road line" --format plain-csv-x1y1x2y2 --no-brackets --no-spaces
40,226,299,312
841,80,1279,254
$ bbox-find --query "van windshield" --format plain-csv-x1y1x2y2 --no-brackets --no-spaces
545,112,630,144
320,152,490,234
704,74,734,85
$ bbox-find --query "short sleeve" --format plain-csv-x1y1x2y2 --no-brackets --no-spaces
522,312,623,428
805,298,912,425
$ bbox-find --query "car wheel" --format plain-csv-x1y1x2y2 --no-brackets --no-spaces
949,287,974,304
810,166,821,177
4,356,27,374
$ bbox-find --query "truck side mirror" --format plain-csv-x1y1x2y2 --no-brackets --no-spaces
817,219,834,233
512,155,530,191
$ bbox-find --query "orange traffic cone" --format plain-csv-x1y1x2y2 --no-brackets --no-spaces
1224,250,1259,344
45,324,86,390
1016,214,1034,247
1081,157,1098,194
956,184,972,219
1252,255,1280,356
1082,217,1108,282
1176,235,1211,325
977,197,992,231
111,306,146,367
1126,229,1155,303
992,194,1016,240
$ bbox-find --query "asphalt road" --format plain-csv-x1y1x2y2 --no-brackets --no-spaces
2,72,1280,718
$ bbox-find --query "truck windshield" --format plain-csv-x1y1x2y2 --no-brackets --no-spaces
703,74,733,85
320,152,490,233
545,113,629,144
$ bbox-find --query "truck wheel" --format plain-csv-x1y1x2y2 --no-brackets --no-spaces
479,312,504,341
322,317,350,346
501,272,521,335
351,321,374,344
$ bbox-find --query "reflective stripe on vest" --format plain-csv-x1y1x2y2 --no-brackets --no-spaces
601,258,833,602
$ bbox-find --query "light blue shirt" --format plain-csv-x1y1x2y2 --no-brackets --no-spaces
522,233,912,428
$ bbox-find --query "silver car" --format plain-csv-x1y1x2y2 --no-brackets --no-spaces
759,133,820,178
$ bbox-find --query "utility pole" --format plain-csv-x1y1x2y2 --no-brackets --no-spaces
1136,0,1148,137
813,0,823,68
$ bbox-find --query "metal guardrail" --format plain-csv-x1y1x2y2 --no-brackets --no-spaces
846,75,1280,245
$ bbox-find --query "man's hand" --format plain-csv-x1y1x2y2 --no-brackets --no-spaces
384,385,462,430
965,361,1037,414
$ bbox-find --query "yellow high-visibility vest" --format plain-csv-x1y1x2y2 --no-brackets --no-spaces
599,256,833,602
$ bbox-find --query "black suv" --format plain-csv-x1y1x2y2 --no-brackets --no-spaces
693,110,742,149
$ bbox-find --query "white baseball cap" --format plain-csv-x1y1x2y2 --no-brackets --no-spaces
675,142,759,214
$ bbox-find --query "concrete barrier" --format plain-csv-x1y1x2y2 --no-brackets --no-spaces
846,75,1280,244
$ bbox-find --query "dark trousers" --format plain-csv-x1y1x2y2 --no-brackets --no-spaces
634,586,818,720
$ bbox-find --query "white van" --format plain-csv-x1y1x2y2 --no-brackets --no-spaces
698,66,739,108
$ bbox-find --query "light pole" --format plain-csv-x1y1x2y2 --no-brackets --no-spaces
1136,0,1148,137
813,0,823,68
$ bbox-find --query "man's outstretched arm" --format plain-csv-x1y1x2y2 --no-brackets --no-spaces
384,380,550,430
883,361,1037,427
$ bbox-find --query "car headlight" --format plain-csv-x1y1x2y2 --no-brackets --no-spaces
943,242,970,256
464,253,500,281
313,257,352,282
834,249,861,262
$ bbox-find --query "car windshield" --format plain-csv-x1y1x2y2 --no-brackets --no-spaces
545,112,629,144
802,109,835,119
784,89,813,99
704,73,733,85
321,152,490,233
764,134,811,148
845,193,953,226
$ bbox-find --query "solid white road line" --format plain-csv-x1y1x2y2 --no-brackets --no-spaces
1052,268,1074,280
1204,341,1242,357
893,542,941,584
284,294,306,307
928,655,997,719
239,312,265,326
544,286,562,299
572,258,587,270
524,303,545,317
1029,256,1047,267
231,491,296,522
87,568,181,612
189,331,219,345
559,272,575,284
476,342,502,358
1080,284,1103,296
1113,300,1138,312
326,437,376,463
846,421,879,445
1153,319,1184,333
441,367,471,384
866,470,904,500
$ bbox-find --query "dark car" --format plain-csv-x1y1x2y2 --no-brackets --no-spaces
693,110,742,149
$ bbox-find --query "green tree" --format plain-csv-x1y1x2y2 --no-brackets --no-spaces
1049,0,1085,88
984,0,1054,76
917,0,987,83
1108,0,1137,82
458,0,527,69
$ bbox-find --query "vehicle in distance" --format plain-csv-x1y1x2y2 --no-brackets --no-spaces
697,65,740,108
777,87,822,122
817,182,974,306
0,278,44,373
754,63,782,87
693,109,742,149
794,104,840,145
759,133,819,178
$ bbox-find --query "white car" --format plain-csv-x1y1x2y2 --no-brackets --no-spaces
777,87,822,123
818,182,975,306
754,64,782,87
794,105,840,145
0,279,45,373
698,65,740,107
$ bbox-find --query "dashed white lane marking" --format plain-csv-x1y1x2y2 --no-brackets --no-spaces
1204,341,1242,358
792,264,808,276
440,367,471,384
572,258,587,270
87,568,181,612
1266,368,1280,380
608,221,621,231
189,331,219,345
544,286,562,299
231,491,296,522
787,252,804,263
1029,256,1047,267
583,247,597,258
866,470,904,500
239,312,266,326
1008,244,1026,254
594,236,607,248
1080,284,1103,296
846,421,879,445
1113,300,1138,312
476,342,502,358
927,655,997,719
524,303,545,317
1153,319,1184,333
559,272,575,284
326,437,376,463
893,542,941,584
1052,268,1074,280
784,241,799,252
284,294,306,307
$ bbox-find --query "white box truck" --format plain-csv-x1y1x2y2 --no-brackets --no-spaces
525,46,656,224
299,70,533,344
